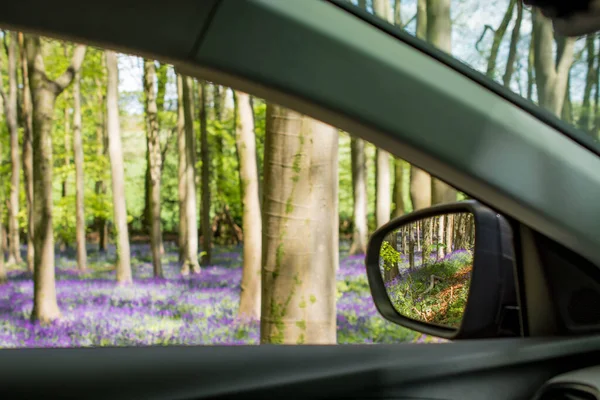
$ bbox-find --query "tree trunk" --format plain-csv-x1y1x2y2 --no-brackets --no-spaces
393,158,405,218
394,0,403,26
19,32,34,272
73,71,87,271
416,0,427,39
375,149,391,227
143,59,163,278
2,32,22,265
106,50,132,285
62,97,71,200
199,82,212,266
562,75,573,124
261,104,338,344
372,0,393,229
445,214,453,253
94,80,108,252
527,27,535,101
410,0,432,212
579,35,596,134
486,0,515,79
384,233,400,283
234,91,262,320
410,166,431,211
595,36,600,137
532,9,575,116
436,215,445,259
349,138,368,255
422,218,432,266
0,220,5,284
26,36,86,323
250,96,264,209
502,0,522,88
180,75,200,275
176,74,188,264
427,0,456,205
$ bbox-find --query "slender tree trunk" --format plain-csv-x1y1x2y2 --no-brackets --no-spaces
486,0,515,79
2,32,22,265
527,28,535,101
416,220,421,251
423,218,432,266
427,0,456,205
410,166,431,211
416,0,427,38
250,96,264,209
62,99,71,200
235,91,262,320
532,9,575,116
375,149,391,227
372,0,393,228
579,35,596,134
394,0,403,26
199,82,212,266
408,227,415,271
502,0,523,88
106,50,132,285
19,33,34,272
261,104,338,344
26,36,86,322
562,75,573,124
95,80,109,252
0,220,5,284
73,71,87,271
213,84,226,214
176,74,188,264
180,75,200,275
445,214,453,253
143,60,163,278
410,0,432,211
437,215,445,259
393,159,405,218
595,36,600,137
349,138,368,255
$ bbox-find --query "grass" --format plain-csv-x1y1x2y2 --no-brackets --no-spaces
383,250,473,328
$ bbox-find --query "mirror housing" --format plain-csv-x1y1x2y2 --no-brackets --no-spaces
365,200,522,340
523,0,600,37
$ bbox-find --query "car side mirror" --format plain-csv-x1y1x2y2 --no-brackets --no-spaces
365,200,522,340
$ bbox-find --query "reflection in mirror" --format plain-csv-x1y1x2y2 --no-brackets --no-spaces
379,212,475,329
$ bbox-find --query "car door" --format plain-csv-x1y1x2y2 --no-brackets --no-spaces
1,0,600,399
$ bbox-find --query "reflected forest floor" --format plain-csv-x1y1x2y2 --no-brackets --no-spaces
0,241,443,347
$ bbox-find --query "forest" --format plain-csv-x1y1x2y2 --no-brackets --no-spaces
0,0,597,347
380,213,475,327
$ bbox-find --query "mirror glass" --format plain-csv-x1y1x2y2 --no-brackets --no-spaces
378,212,475,329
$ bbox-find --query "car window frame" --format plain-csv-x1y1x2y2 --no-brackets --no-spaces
329,0,600,158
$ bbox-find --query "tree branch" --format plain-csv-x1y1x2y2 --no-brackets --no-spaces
401,13,416,29
475,25,495,52
53,44,87,94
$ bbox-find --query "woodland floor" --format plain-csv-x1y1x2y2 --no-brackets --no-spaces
0,241,442,347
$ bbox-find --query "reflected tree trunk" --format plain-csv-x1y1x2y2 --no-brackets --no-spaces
437,215,445,259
